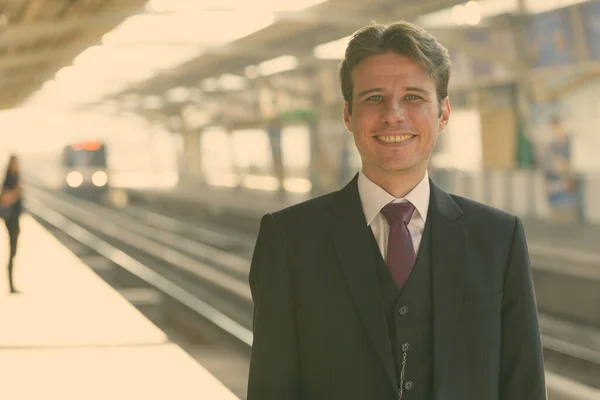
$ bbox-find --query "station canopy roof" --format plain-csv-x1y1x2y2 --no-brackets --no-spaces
4,0,586,111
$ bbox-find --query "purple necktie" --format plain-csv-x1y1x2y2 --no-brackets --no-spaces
381,202,416,290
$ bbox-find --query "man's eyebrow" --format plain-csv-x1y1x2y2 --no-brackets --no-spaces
357,88,383,98
405,87,431,95
357,87,431,97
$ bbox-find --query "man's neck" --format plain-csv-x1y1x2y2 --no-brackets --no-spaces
362,166,427,199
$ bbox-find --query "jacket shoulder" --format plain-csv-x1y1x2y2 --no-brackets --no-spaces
452,194,517,222
270,191,336,222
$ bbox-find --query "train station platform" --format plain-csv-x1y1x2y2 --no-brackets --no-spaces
126,178,600,256
0,213,238,400
127,178,600,330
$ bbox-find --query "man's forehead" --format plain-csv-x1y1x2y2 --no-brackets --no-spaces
355,53,427,72
353,57,433,87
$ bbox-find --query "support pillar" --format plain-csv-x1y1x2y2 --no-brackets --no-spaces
267,122,285,195
141,111,163,182
307,118,322,196
510,3,538,216
181,129,202,183
179,106,204,185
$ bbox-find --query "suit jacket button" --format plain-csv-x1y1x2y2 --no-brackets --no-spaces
399,306,409,316
401,342,411,352
404,381,414,391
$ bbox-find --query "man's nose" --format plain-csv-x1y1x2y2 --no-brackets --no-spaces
383,100,407,124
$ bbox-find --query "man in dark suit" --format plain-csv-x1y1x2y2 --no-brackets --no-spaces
247,21,546,400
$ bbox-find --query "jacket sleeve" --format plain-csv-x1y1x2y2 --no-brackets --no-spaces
500,217,547,400
247,213,300,399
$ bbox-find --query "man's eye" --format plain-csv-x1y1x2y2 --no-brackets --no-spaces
367,95,383,102
405,94,423,101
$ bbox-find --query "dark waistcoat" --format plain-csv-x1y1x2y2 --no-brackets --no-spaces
370,218,434,399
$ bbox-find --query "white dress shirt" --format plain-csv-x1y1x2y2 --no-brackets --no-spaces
357,170,431,262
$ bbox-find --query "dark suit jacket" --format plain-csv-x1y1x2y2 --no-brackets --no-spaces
247,175,546,400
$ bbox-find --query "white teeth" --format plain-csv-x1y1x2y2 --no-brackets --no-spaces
377,135,414,143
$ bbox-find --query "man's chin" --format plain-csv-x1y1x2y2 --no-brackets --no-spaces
380,162,414,173
377,161,427,176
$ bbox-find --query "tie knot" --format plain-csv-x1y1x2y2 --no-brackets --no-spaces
381,202,415,226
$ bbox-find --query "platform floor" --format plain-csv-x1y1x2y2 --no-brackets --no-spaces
0,213,238,400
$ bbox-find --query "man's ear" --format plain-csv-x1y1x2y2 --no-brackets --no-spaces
438,96,451,132
343,102,352,133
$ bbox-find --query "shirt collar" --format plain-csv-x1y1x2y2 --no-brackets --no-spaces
357,169,430,226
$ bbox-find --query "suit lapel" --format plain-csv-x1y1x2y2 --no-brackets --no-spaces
428,180,468,399
330,175,397,391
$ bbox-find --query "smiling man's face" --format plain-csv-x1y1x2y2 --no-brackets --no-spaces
344,51,450,182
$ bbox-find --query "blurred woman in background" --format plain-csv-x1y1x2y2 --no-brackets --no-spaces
1,155,23,293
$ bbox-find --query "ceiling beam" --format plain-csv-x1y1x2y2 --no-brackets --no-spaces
0,49,50,69
276,7,519,68
119,26,516,97
276,0,465,31
1,0,28,5
0,0,465,49
0,37,95,69
21,0,45,23
131,25,518,97
107,0,464,94
0,9,140,47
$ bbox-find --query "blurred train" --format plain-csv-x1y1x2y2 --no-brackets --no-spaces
60,140,110,200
